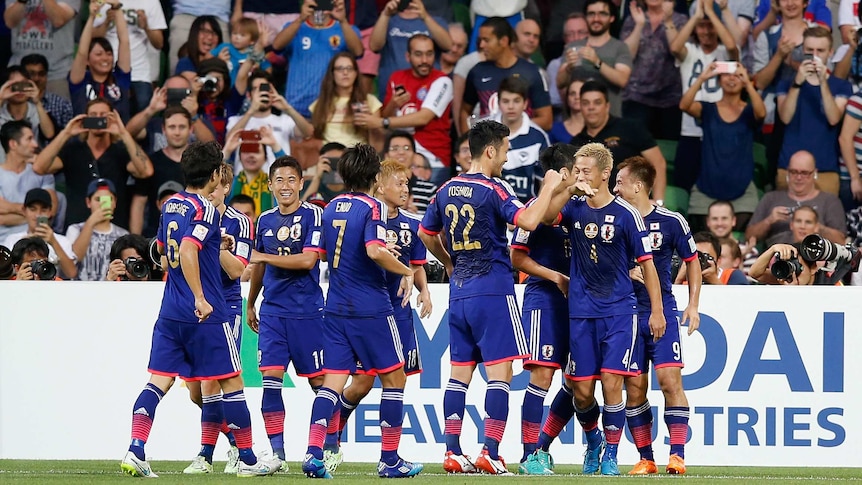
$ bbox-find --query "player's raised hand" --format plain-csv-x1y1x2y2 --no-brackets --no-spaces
681,305,700,335
194,296,213,322
397,273,414,308
543,169,563,190
416,289,432,317
246,303,260,333
570,181,597,197
649,311,666,342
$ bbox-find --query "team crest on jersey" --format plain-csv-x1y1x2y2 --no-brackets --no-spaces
417,87,428,100
399,229,412,246
290,223,303,240
277,226,290,241
650,232,663,249
386,229,399,245
600,224,615,242
542,345,554,359
584,222,598,238
650,222,660,230
329,35,342,48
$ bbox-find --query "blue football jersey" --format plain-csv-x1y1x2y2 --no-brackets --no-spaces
384,209,428,322
511,218,570,311
322,193,393,317
420,173,525,300
497,113,550,203
559,196,652,318
255,202,325,317
220,206,253,306
634,206,697,313
156,191,227,324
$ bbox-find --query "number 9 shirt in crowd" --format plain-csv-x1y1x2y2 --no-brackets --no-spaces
220,205,254,342
419,174,530,365
556,195,652,379
321,193,404,375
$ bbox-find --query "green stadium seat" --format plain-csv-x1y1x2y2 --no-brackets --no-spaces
655,138,677,182
663,185,689,216
752,142,768,191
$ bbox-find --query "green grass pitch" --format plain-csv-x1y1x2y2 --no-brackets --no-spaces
1,460,860,483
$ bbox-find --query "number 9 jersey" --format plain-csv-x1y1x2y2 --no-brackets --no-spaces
156,191,228,325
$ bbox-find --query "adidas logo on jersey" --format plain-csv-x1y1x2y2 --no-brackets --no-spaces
264,229,274,236
133,407,149,416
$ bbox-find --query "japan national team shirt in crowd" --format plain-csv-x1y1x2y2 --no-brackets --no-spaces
383,68,453,166
558,195,652,318
463,57,550,119
156,191,228,324
420,173,525,300
322,192,393,317
491,111,549,202
255,202,325,317
219,205,253,305
384,209,427,322
510,209,570,309
633,207,697,313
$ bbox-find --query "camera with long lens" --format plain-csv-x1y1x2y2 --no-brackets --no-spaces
199,75,219,93
123,256,150,280
30,259,57,280
0,245,12,280
799,234,854,263
770,254,803,282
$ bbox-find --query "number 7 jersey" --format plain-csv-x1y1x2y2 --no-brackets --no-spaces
420,173,525,300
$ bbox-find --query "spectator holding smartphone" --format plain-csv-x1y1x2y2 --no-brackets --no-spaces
302,142,347,203
0,67,56,150
2,188,76,279
223,125,286,217
66,178,129,281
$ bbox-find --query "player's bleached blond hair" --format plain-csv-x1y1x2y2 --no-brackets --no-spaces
575,142,613,172
219,163,234,188
375,159,411,194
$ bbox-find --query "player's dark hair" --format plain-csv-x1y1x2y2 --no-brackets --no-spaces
480,17,515,44
498,75,530,100
468,120,510,160
338,143,381,192
708,199,735,216
385,130,416,152
584,0,616,17
20,54,49,71
229,194,256,211
109,234,148,261
617,156,656,191
320,141,347,155
580,79,609,102
0,119,33,152
181,141,224,189
11,237,49,265
269,155,303,179
694,231,722,258
539,143,577,172
407,33,434,52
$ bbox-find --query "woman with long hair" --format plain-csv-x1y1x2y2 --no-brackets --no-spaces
310,52,383,149
69,0,132,122
549,78,585,144
175,16,224,83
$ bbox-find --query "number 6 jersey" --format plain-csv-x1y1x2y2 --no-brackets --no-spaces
420,173,525,300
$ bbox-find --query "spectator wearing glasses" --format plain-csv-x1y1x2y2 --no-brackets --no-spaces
168,2,230,75
546,13,588,109
21,54,73,138
746,150,846,245
174,16,224,82
385,131,436,214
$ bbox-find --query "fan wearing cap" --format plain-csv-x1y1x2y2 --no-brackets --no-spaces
2,188,77,279
66,178,130,281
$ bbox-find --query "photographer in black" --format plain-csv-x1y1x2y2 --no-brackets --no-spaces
676,231,748,285
104,234,158,281
750,234,861,285
10,237,59,280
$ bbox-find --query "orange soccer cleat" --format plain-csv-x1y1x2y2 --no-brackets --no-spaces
628,458,658,475
666,454,686,475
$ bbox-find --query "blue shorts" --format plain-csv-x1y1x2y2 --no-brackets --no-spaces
632,310,683,371
323,312,404,375
396,316,422,376
449,294,530,366
147,317,242,381
258,313,325,377
523,303,569,369
565,315,638,381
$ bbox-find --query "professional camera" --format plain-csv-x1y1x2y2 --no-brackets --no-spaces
30,259,57,280
771,253,803,282
424,260,448,283
799,234,854,263
697,250,715,270
0,245,12,280
199,75,219,93
123,256,150,280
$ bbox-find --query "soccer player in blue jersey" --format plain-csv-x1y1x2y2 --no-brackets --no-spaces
244,156,326,466
613,156,702,476
419,120,563,475
302,144,423,479
321,160,433,473
183,163,253,474
541,142,666,476
120,141,280,478
509,144,576,476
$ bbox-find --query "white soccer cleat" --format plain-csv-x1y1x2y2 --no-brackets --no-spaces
120,451,158,478
223,446,240,474
323,448,343,473
182,455,213,474
236,455,282,477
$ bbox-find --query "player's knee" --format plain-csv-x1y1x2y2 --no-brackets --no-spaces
308,375,325,390
378,368,407,389
449,364,476,385
529,366,554,389
344,375,374,400
484,361,513,382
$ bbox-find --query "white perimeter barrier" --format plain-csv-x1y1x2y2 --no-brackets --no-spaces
0,282,858,467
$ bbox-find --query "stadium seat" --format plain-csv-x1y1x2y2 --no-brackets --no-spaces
752,142,768,191
655,138,677,182
663,185,689,216
453,2,471,31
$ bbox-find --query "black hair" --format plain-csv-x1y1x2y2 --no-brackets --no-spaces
249,69,274,88
338,143,381,192
580,79,610,102
20,54,48,71
0,119,33,152
467,120,510,159
320,141,347,155
3,65,28,84
109,234,148,261
539,143,578,172
407,33,434,52
11,237,49,265
456,132,469,148
694,231,722,258
181,141,224,189
385,130,416,152
498,75,530,100
269,155,303,180
229,194,256,211
584,0,616,17
480,17,516,44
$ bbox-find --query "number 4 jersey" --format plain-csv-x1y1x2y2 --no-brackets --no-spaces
156,191,228,325
420,173,525,300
